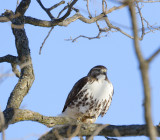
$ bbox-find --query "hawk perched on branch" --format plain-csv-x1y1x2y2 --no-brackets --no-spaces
61,65,114,123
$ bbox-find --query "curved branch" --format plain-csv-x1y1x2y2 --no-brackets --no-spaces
1,109,77,130
0,55,20,78
24,13,82,27
24,13,107,27
6,0,35,109
0,108,77,132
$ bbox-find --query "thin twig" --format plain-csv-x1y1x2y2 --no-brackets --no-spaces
87,0,92,18
36,0,54,19
106,4,127,14
147,47,160,63
39,27,54,55
136,2,145,40
56,0,78,22
104,16,134,39
48,0,65,11
102,0,107,13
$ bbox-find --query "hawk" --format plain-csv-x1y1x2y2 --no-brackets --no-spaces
61,65,114,123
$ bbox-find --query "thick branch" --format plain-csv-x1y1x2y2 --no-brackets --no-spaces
1,3,127,27
15,0,31,16
0,109,77,131
6,0,35,109
1,108,160,139
0,15,10,22
39,124,160,140
0,55,18,64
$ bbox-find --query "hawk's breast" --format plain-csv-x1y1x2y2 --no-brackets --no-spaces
73,76,113,118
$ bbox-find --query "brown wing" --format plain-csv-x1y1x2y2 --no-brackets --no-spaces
62,76,90,112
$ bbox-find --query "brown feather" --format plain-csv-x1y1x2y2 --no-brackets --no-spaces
62,76,90,112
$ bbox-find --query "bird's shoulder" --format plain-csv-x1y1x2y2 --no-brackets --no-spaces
62,76,93,112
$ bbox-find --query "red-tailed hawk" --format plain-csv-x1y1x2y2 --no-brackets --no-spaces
61,65,114,123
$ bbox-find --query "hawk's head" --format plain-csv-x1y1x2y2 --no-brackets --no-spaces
87,65,107,78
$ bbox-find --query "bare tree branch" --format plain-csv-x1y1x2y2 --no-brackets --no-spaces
0,108,160,139
128,1,157,139
0,55,19,64
49,1,65,11
147,47,160,63
0,109,77,131
56,0,78,22
5,0,35,109
0,3,126,28
86,0,92,18
15,0,31,16
0,55,20,78
39,124,160,140
106,4,127,14
39,27,54,54
136,2,145,40
36,0,65,19
104,16,134,39
37,0,54,19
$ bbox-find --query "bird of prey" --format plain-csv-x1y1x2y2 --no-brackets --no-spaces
61,65,114,123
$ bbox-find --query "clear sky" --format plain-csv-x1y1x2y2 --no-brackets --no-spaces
0,0,160,140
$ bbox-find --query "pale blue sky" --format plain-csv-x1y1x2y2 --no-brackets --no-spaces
0,0,160,140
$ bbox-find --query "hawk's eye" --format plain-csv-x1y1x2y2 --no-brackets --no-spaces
102,71,106,75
